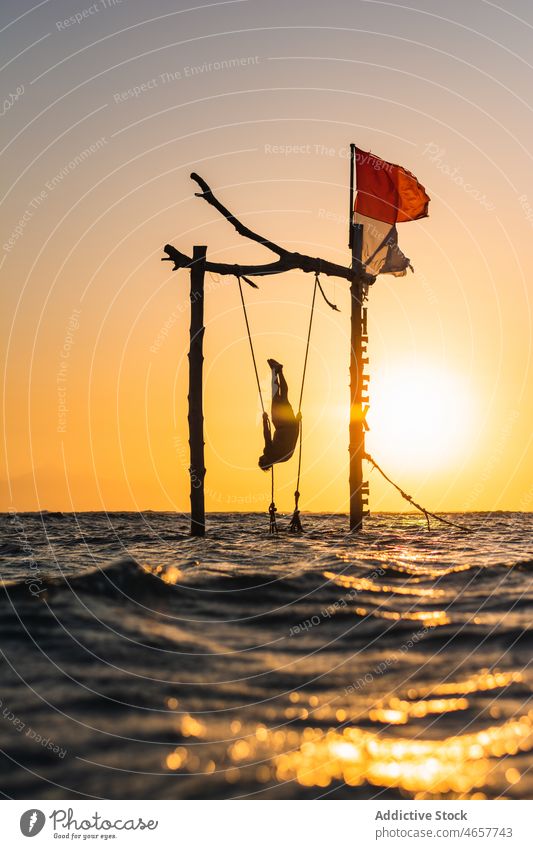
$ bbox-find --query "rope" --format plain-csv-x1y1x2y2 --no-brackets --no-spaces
269,466,278,534
297,273,318,414
237,270,334,535
364,452,471,533
237,275,278,533
237,276,265,415
288,416,303,533
316,276,340,312
289,273,319,533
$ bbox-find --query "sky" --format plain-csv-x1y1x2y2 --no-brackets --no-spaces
1,0,532,514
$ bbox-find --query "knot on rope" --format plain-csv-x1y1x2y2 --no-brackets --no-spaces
315,271,340,312
268,501,278,535
288,489,303,533
241,274,259,289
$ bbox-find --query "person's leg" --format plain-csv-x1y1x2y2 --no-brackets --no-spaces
277,368,288,402
271,366,294,428
271,366,280,400
270,362,283,428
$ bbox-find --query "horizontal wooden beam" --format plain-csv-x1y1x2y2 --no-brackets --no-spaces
162,245,373,286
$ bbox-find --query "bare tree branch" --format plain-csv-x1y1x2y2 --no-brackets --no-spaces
190,173,285,256
162,244,374,288
162,174,375,288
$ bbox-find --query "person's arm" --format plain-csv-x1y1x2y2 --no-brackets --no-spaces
263,412,272,449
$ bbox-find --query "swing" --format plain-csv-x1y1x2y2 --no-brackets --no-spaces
236,271,339,533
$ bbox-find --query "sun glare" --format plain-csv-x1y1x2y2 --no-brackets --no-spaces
367,360,475,473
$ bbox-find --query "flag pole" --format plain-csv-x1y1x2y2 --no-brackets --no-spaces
349,144,355,250
349,144,364,531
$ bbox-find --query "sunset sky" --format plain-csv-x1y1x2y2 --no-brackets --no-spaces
1,0,532,514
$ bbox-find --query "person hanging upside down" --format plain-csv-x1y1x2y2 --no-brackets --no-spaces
259,359,301,471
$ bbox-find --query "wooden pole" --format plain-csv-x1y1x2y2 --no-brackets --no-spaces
349,145,364,531
188,245,206,536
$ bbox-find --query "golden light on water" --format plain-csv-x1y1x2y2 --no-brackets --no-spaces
323,569,451,627
354,606,450,626
411,669,523,699
143,563,183,585
229,739,252,761
369,697,469,725
180,714,206,738
324,571,445,598
505,768,521,785
162,669,528,796
166,747,187,771
273,713,533,794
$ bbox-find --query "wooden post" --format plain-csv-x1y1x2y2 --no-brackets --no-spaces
349,145,364,531
188,245,206,536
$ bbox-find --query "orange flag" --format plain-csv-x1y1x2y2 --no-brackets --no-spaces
354,148,430,225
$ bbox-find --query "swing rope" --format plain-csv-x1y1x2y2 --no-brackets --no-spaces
237,276,265,414
269,460,278,535
364,451,471,533
288,272,319,533
237,276,277,533
237,271,337,534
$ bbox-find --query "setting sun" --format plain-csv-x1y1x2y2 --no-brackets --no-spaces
367,360,476,474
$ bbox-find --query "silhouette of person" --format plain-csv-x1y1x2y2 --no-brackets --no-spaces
259,359,301,471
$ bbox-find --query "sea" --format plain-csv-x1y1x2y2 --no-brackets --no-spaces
1,511,532,800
